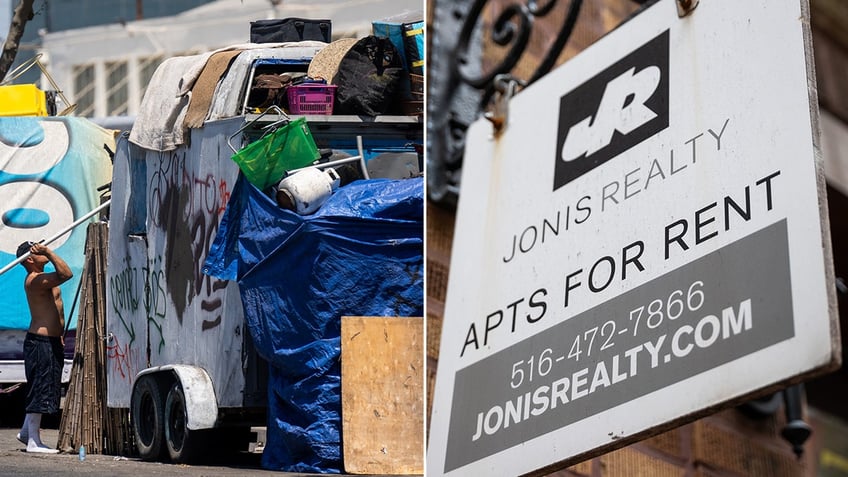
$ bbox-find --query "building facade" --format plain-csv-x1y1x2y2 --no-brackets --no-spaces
16,0,415,118
2,0,214,85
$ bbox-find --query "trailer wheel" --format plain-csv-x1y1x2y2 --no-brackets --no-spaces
164,382,204,463
131,376,165,461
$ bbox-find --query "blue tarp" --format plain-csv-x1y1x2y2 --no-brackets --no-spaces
204,174,423,473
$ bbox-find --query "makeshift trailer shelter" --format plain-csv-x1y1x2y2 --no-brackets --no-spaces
104,31,423,469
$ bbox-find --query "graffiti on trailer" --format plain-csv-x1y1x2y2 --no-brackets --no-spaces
108,254,168,355
147,149,230,330
108,255,139,344
106,333,136,381
218,180,231,216
141,255,167,353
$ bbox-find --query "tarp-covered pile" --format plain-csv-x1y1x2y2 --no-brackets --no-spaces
204,174,423,473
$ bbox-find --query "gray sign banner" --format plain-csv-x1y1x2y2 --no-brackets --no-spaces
444,219,795,472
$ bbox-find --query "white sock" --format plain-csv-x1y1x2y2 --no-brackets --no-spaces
25,413,58,454
17,414,30,443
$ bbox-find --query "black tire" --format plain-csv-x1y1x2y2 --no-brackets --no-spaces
131,376,166,461
164,382,205,463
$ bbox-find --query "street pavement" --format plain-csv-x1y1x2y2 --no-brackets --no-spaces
0,425,317,476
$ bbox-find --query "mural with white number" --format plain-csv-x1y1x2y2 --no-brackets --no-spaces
0,117,114,331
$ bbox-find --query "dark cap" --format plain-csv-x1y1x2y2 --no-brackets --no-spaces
16,241,34,258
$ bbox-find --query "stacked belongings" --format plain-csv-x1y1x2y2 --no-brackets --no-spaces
247,72,294,111
214,17,425,474
245,72,338,115
215,107,424,473
372,11,425,76
241,13,425,118
303,9,424,118
244,18,338,116
372,11,425,116
245,36,407,118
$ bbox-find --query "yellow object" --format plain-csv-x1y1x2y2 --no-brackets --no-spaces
0,84,48,116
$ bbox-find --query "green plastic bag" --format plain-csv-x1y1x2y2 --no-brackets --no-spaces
231,117,320,190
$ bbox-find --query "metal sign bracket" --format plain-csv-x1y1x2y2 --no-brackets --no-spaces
677,0,699,17
484,74,526,135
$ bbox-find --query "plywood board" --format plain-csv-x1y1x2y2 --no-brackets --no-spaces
341,316,424,475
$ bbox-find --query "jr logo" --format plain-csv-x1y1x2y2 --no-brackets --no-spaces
554,30,669,191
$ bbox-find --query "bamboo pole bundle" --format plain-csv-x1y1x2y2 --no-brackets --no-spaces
57,224,93,452
58,222,135,456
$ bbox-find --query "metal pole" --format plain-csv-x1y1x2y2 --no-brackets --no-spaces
0,200,111,277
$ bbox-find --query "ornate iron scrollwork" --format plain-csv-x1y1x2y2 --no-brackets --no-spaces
427,0,659,205
427,0,584,205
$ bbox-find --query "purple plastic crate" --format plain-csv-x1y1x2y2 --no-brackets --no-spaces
287,84,337,115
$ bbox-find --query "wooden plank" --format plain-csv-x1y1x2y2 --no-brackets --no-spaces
341,316,424,475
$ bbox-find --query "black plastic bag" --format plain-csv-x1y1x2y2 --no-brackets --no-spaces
250,18,332,43
332,36,404,117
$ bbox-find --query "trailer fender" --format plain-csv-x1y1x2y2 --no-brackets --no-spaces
136,365,218,430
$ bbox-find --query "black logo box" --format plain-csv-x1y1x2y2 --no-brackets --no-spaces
554,30,670,191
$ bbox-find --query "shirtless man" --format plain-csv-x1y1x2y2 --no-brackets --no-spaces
15,241,73,454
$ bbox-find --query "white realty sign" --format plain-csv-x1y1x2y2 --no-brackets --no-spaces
427,0,840,475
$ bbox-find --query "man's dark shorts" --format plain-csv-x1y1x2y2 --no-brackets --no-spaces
24,333,63,415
